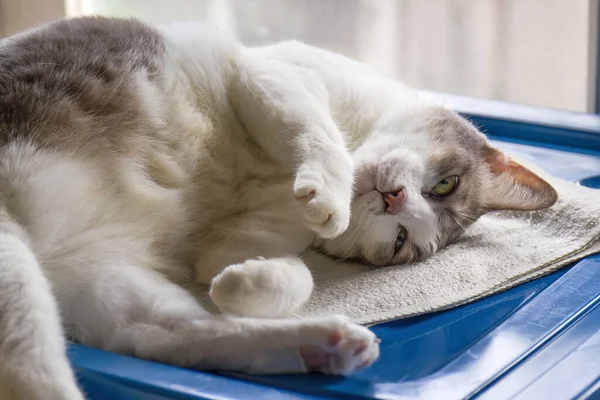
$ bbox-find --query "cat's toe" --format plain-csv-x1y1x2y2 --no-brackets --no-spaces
298,191,350,239
294,165,352,239
299,316,380,374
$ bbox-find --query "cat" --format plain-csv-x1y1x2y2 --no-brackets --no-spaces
0,17,557,400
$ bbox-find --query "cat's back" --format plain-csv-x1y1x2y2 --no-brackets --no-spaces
0,17,168,154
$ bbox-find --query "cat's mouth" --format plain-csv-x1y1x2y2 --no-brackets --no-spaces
357,190,388,215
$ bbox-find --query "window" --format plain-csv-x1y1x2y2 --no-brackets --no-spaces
1,0,596,112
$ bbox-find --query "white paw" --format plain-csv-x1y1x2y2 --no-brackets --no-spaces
209,257,313,318
294,150,353,239
297,316,380,375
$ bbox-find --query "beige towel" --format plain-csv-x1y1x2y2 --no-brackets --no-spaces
295,173,600,325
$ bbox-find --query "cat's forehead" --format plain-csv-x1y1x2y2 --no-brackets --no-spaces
419,108,488,169
421,108,486,147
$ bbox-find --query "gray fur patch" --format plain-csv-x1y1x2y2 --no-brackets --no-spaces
0,17,166,156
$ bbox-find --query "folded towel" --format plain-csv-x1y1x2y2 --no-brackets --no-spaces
295,163,600,325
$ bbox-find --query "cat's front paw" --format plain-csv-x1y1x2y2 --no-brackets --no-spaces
298,316,380,374
294,152,353,239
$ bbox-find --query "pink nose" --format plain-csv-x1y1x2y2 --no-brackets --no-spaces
384,189,407,215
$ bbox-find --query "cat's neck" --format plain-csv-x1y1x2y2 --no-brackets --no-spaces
338,85,440,153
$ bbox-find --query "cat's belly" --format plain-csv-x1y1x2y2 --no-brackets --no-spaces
0,144,194,281
190,172,315,280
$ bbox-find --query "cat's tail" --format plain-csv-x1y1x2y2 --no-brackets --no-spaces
0,210,84,400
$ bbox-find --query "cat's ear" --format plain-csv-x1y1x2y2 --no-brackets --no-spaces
480,145,558,212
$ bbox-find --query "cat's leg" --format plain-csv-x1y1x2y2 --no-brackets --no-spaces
69,263,379,374
0,223,83,399
230,53,354,239
208,255,313,318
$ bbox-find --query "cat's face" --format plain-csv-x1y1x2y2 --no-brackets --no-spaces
320,107,558,266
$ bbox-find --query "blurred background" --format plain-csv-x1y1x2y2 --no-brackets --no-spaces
1,0,597,113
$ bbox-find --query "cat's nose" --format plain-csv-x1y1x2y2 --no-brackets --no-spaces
384,188,407,215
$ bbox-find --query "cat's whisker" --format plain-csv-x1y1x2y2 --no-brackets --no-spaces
451,215,469,233
452,210,479,223
331,231,364,264
449,214,486,249
331,219,373,264
321,211,370,262
449,211,506,251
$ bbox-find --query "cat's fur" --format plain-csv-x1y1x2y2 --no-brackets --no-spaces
0,17,557,400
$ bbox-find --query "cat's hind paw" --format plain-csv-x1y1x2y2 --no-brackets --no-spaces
299,316,380,374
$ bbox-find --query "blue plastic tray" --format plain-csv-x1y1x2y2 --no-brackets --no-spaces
71,94,600,400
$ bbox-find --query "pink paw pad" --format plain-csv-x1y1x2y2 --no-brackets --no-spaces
299,346,331,371
299,328,375,373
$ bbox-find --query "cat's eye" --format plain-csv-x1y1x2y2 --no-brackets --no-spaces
432,176,459,197
395,227,407,253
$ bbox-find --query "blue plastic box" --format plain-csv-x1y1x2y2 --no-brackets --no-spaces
71,93,600,400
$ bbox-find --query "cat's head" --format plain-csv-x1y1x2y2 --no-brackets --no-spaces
320,105,558,266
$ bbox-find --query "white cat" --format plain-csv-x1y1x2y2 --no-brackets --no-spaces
0,17,556,400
